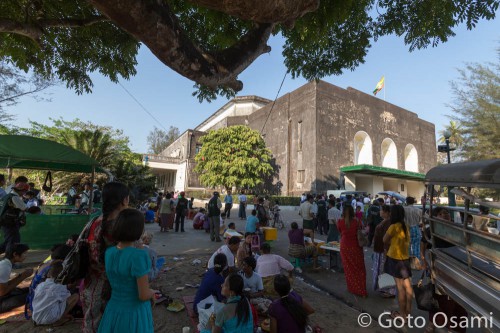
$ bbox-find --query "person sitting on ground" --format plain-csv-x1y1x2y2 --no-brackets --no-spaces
268,274,314,333
193,208,206,230
208,236,241,274
203,273,253,333
245,210,260,233
239,257,271,313
141,232,161,282
0,243,33,313
287,222,319,270
193,253,227,313
25,243,73,320
236,233,253,270
224,222,236,234
32,261,79,325
145,206,155,224
256,243,294,297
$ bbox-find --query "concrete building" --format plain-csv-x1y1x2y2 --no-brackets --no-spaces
144,80,436,199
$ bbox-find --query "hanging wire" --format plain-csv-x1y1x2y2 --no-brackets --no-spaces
260,71,288,134
118,81,169,133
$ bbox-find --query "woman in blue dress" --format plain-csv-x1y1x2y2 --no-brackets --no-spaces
98,209,154,333
205,274,253,333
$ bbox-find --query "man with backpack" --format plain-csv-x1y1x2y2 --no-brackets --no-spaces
207,192,222,242
0,182,29,255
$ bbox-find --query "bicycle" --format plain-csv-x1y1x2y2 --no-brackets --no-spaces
271,208,286,230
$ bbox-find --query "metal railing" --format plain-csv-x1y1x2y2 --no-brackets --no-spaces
142,154,181,164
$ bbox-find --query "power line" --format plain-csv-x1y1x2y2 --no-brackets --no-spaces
260,71,288,134
117,81,169,133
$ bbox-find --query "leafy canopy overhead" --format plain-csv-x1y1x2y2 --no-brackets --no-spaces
1,0,498,101
194,125,273,189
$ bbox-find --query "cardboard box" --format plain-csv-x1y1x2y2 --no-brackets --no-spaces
262,227,277,241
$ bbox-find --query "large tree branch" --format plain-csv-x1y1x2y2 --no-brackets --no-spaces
0,16,108,42
188,0,319,24
0,18,42,40
88,0,273,91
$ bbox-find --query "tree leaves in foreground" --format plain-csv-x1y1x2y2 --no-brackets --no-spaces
147,126,180,154
1,0,498,101
448,49,500,162
194,125,273,190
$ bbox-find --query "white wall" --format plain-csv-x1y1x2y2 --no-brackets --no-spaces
174,162,187,192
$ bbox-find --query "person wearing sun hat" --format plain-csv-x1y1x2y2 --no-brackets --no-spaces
0,182,29,255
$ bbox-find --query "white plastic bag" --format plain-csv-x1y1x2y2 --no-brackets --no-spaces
197,295,223,330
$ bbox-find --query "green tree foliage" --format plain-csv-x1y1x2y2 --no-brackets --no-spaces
194,125,273,190
147,126,180,154
1,0,498,101
448,50,500,161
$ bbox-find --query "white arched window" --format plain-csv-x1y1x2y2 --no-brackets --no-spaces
404,144,419,172
381,138,398,169
354,131,373,165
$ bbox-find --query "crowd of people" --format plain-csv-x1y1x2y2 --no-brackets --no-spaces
2,176,497,333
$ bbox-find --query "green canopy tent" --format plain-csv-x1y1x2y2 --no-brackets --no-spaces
0,135,107,248
0,135,105,173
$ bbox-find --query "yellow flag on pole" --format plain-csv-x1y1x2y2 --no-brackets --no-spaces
373,76,385,96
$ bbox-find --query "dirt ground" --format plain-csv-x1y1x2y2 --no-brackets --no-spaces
0,253,383,333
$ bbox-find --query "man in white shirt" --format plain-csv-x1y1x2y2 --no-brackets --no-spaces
256,243,294,297
0,182,28,255
327,199,342,242
238,192,247,220
240,256,271,312
80,183,92,207
207,236,240,273
299,194,314,238
0,243,32,313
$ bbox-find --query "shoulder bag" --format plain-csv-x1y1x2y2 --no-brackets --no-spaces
413,270,439,312
56,215,99,284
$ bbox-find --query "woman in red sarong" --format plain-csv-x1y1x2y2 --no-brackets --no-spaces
337,205,368,297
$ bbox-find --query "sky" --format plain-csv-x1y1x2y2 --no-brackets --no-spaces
8,17,500,154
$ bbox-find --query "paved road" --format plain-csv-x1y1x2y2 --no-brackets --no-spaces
145,206,487,333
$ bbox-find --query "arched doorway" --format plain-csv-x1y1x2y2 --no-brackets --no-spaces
381,138,398,169
354,131,373,165
404,144,419,172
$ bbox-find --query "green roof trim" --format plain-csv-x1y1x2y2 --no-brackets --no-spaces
340,164,425,181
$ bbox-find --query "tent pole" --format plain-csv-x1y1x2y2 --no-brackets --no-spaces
88,166,95,213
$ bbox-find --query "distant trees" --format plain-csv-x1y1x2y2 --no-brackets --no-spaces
147,126,180,154
447,49,500,161
194,125,273,190
16,118,155,203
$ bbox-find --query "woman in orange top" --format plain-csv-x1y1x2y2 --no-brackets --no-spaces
383,205,413,322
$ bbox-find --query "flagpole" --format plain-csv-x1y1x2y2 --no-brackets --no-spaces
383,75,386,102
